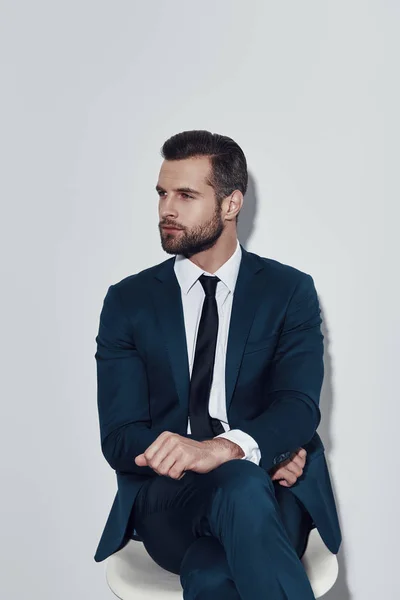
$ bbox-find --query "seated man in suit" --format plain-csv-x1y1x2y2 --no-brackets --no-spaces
94,129,342,600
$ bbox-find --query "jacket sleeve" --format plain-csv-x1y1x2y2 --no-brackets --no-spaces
234,273,324,472
95,284,210,476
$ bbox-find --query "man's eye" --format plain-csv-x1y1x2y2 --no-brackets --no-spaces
157,191,193,199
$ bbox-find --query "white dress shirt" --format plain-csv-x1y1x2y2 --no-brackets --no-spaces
174,238,261,465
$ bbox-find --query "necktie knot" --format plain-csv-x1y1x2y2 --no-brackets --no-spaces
199,274,220,297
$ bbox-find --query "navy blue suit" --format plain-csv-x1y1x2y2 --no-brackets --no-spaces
94,244,342,573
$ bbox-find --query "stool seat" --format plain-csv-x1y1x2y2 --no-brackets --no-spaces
106,528,339,599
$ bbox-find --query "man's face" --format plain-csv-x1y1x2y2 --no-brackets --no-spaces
157,156,224,258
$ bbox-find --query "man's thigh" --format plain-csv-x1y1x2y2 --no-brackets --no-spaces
131,468,212,574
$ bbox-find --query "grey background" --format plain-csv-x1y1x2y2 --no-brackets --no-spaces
0,1,398,598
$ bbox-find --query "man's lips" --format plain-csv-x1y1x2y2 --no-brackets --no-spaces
162,226,182,230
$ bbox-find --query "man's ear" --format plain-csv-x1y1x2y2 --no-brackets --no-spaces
222,190,243,221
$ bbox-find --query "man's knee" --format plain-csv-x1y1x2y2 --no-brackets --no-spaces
211,458,275,500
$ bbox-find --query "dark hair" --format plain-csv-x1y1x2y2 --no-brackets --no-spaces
160,130,247,223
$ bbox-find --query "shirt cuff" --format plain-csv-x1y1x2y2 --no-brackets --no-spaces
215,429,261,465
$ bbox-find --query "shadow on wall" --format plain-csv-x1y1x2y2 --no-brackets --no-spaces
237,171,351,600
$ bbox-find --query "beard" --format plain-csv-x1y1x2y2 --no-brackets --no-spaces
159,203,224,258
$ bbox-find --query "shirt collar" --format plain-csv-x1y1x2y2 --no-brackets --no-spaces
174,239,242,295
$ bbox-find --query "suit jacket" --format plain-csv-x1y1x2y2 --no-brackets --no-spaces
93,244,342,563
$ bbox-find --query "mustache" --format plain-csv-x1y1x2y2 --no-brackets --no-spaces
160,223,184,229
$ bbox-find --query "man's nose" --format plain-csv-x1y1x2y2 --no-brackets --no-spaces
160,197,178,218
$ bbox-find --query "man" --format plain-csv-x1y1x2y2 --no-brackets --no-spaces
94,130,342,599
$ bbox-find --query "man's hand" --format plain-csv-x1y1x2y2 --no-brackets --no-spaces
134,431,241,480
269,448,307,487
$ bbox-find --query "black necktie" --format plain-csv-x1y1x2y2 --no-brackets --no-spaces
188,274,225,437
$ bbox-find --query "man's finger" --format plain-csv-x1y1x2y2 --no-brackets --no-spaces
279,468,297,486
284,461,303,477
135,453,147,466
155,450,182,477
271,464,291,480
141,431,179,462
296,448,307,458
272,467,297,486
145,434,180,469
291,454,306,469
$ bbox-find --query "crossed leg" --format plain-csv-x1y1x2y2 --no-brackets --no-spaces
130,459,315,600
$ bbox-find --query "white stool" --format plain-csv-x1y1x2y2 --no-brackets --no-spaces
106,528,339,599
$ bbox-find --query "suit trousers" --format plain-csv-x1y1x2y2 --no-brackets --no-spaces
127,458,315,600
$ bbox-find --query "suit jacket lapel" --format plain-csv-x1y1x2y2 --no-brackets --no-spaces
150,244,265,417
151,258,191,410
225,247,265,412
